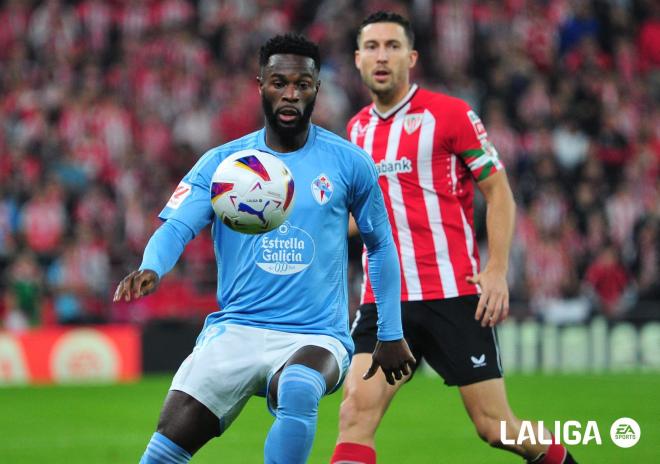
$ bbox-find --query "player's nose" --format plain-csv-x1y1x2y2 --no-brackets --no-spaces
376,46,389,62
282,83,299,101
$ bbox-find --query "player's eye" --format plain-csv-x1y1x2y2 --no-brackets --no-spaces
298,82,311,90
272,81,285,89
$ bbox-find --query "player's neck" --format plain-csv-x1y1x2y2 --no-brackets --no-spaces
372,83,412,114
265,124,310,153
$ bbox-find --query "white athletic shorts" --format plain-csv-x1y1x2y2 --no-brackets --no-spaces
170,323,350,432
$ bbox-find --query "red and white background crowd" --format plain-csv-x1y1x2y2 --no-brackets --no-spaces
0,0,658,330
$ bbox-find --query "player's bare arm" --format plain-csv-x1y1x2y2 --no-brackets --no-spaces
113,269,159,302
364,338,416,385
468,170,516,327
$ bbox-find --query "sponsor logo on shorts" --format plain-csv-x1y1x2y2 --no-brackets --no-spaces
470,354,486,368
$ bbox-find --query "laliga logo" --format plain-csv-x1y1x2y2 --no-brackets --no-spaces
500,418,641,447
500,421,602,446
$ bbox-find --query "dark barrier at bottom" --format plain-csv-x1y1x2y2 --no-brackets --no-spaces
142,319,203,374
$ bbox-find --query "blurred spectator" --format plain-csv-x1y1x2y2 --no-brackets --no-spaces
630,216,660,301
552,118,590,172
595,111,631,184
46,226,109,325
19,178,67,264
584,242,632,318
6,250,43,327
559,0,599,55
637,3,660,74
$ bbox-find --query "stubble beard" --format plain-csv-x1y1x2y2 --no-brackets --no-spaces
262,94,316,140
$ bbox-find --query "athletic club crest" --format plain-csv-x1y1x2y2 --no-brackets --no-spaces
403,113,423,134
311,173,333,205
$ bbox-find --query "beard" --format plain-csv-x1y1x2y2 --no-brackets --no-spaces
262,93,316,139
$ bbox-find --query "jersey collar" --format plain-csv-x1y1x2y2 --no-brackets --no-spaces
370,84,419,120
257,124,317,157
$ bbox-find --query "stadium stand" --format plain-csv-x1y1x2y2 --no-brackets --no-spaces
0,0,658,330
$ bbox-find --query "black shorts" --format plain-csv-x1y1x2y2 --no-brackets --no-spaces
352,296,503,387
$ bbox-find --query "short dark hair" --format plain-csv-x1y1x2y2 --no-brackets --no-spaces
357,11,415,48
259,33,321,72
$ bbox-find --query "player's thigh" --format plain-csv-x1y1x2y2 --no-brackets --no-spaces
169,324,268,436
264,330,350,411
268,345,339,408
352,302,424,378
156,389,221,455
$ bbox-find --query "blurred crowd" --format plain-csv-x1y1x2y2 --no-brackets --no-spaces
0,0,658,330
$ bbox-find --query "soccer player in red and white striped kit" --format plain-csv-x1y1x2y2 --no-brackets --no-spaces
330,11,577,464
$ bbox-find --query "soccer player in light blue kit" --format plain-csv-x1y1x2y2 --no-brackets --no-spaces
113,34,415,464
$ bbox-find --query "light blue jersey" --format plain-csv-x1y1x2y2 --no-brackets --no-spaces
141,124,402,354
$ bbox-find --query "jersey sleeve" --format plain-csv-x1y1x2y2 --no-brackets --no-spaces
349,153,389,233
158,149,218,236
350,152,403,341
451,103,504,182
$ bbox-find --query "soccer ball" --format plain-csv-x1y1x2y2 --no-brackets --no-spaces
210,149,295,234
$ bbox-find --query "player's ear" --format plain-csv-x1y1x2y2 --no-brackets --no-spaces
354,49,361,69
408,50,418,69
256,75,263,95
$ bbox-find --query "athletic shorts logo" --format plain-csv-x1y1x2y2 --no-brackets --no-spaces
610,417,640,448
403,113,423,134
311,173,333,205
471,354,487,368
254,222,315,275
166,181,192,209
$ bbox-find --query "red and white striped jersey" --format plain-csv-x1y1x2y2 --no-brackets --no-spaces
348,85,504,303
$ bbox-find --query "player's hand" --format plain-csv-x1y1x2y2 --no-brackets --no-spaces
364,339,416,385
113,269,160,302
467,267,509,327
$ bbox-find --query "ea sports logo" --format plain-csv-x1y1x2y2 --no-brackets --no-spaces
610,417,640,448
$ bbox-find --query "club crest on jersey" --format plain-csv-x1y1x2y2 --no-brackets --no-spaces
403,113,423,135
311,173,333,205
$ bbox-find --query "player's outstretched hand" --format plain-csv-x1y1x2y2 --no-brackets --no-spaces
364,339,416,385
467,267,509,328
113,269,160,302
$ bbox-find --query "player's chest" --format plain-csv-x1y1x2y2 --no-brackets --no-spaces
356,117,468,184
286,162,349,216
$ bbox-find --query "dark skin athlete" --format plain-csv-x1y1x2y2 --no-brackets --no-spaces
113,53,415,455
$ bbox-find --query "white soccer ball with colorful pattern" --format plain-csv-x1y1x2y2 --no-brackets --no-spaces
210,149,295,234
